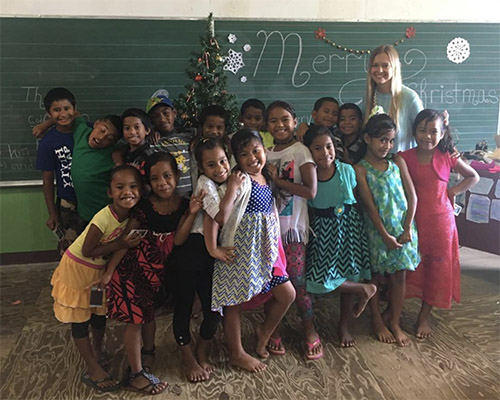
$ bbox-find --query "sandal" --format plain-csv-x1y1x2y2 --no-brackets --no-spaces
141,345,156,373
125,369,168,395
81,373,120,392
267,337,286,355
305,338,324,361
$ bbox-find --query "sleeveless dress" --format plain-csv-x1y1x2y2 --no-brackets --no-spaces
107,198,188,324
211,178,280,314
401,149,460,308
359,159,420,274
306,161,371,293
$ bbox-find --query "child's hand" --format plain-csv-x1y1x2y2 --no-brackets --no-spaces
46,215,59,231
267,163,279,182
383,234,403,250
87,271,112,290
150,130,161,145
32,124,47,138
227,170,245,191
398,228,412,244
210,246,236,263
447,188,456,206
121,232,142,248
190,190,206,215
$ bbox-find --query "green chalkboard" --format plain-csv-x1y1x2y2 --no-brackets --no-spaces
1,18,499,183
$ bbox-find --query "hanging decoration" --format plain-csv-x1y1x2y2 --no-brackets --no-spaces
240,76,247,83
227,33,237,43
447,37,470,64
223,48,245,74
314,26,417,54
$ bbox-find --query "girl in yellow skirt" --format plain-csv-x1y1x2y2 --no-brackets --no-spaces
50,165,143,392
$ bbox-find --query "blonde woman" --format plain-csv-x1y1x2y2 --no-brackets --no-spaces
364,45,423,152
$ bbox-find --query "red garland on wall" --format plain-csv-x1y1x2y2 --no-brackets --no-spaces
314,26,416,54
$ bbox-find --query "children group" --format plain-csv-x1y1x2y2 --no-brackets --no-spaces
35,45,479,395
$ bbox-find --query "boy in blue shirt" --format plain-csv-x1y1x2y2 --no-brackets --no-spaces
36,88,86,254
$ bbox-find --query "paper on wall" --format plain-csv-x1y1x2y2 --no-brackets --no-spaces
495,180,500,198
469,177,494,195
490,199,500,221
466,194,490,223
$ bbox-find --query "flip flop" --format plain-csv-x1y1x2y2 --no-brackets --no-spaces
81,373,120,392
267,336,286,355
305,338,324,360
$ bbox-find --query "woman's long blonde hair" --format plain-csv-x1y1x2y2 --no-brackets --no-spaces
364,45,403,131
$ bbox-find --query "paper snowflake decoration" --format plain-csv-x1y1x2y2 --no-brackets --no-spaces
228,34,237,44
447,37,470,64
223,49,245,74
243,44,251,52
240,76,247,83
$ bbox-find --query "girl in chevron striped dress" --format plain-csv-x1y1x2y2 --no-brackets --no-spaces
303,126,376,348
211,129,296,373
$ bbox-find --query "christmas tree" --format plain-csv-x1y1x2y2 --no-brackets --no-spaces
175,13,239,132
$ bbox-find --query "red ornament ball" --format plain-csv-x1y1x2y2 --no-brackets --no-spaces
195,74,203,82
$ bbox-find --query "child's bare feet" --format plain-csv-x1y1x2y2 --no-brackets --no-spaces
338,325,356,347
389,323,411,347
181,345,209,382
372,318,396,344
353,283,377,318
229,351,267,372
255,324,270,359
415,316,433,339
196,338,216,374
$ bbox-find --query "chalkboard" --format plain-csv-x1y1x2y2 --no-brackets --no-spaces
1,18,499,183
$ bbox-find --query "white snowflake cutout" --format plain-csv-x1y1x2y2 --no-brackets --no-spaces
243,44,251,52
227,34,237,44
223,49,245,74
447,37,470,64
240,76,247,83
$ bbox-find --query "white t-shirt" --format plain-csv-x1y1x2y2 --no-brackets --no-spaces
267,141,315,245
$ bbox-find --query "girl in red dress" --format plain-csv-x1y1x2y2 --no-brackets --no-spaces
400,109,478,338
98,152,205,395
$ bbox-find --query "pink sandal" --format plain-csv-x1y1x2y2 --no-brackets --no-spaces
267,337,286,355
305,338,323,360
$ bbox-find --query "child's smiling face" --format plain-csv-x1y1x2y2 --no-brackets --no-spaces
123,116,150,150
267,107,296,143
200,146,230,184
149,104,177,134
338,109,362,137
202,116,226,138
48,99,76,132
108,169,141,211
312,101,339,128
309,134,335,170
241,106,265,131
88,120,120,149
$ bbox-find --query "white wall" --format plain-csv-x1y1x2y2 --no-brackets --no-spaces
1,0,499,22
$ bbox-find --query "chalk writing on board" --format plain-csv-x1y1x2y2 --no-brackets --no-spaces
0,144,37,173
22,86,45,110
254,30,310,88
252,31,500,106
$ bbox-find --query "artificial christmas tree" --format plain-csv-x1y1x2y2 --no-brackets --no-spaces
175,13,239,133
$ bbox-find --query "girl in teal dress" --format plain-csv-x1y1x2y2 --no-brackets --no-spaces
354,114,419,347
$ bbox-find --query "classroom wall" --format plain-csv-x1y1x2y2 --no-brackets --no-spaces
0,1,498,258
1,0,499,22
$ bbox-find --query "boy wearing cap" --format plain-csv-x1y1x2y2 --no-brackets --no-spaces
146,89,194,196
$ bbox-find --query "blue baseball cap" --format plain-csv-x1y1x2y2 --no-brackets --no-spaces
146,89,175,113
